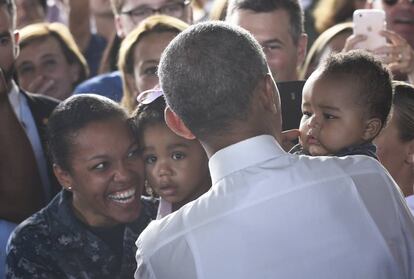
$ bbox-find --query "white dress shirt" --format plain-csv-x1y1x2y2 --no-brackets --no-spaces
135,135,414,279
156,198,172,220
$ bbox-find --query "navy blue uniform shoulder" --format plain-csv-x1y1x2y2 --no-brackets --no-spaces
6,191,157,279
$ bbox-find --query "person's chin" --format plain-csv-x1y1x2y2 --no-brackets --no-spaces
105,190,142,223
308,146,329,156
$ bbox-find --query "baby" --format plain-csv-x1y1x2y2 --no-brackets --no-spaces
291,50,393,158
131,89,211,219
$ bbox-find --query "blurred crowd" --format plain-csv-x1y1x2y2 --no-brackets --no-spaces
1,0,414,278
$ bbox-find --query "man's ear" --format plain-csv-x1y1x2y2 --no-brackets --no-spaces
259,73,279,114
362,118,382,141
164,106,196,140
296,34,308,68
53,164,74,191
13,31,19,58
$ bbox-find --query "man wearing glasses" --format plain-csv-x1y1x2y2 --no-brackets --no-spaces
113,0,192,37
73,0,193,101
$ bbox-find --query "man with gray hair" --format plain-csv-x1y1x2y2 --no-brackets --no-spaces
135,21,414,279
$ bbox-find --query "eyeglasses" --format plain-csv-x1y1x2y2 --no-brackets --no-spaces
137,87,164,104
383,0,414,6
121,1,191,24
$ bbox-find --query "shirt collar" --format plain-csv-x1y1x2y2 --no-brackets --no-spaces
208,135,286,185
7,80,21,121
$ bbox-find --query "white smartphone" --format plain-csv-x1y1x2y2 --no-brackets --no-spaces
353,9,387,51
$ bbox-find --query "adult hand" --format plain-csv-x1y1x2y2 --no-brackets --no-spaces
373,30,414,79
342,34,367,52
23,75,55,96
343,30,414,83
281,129,300,152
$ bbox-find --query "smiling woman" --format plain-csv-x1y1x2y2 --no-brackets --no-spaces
5,94,158,278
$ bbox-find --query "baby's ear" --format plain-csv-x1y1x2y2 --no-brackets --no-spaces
363,118,382,141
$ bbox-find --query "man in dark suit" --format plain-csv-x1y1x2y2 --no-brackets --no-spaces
0,0,60,274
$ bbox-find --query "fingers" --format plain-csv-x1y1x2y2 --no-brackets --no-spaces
342,34,367,52
380,30,405,46
376,31,414,75
25,76,55,94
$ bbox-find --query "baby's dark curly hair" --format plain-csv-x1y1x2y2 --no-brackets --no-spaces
129,96,167,139
319,50,393,128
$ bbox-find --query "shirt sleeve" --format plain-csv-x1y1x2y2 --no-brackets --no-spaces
135,238,157,279
387,174,414,278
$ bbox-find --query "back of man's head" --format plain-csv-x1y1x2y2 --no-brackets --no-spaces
158,21,268,140
0,0,16,28
226,0,304,44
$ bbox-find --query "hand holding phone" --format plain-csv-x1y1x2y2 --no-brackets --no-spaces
353,9,387,51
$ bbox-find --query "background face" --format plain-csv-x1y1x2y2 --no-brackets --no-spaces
117,0,192,37
16,36,79,100
380,0,414,48
130,31,177,101
228,9,301,81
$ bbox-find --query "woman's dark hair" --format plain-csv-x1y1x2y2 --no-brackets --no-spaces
129,97,166,139
47,94,128,171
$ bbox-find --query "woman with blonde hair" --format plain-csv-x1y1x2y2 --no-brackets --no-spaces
118,15,189,112
16,22,89,100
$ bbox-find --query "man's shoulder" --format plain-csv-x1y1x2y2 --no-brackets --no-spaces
293,153,385,178
7,208,51,253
